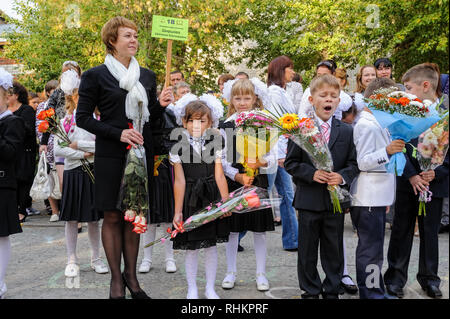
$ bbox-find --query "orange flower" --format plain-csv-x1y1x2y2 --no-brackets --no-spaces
37,110,47,120
389,97,398,104
245,192,261,208
398,97,410,106
46,108,55,117
38,120,49,133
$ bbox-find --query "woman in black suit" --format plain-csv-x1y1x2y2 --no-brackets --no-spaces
0,68,25,299
76,16,173,299
6,81,37,223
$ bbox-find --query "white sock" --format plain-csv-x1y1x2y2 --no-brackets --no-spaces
141,224,156,262
225,232,239,279
185,250,199,299
164,230,175,262
204,246,219,299
342,239,354,285
253,232,268,285
0,236,11,294
87,221,101,262
65,221,78,264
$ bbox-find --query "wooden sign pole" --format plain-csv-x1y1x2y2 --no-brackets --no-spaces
164,39,173,88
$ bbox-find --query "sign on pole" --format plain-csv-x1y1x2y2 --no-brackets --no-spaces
151,15,189,88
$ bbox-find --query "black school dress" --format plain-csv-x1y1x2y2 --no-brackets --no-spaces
219,120,275,233
171,134,230,250
0,112,25,236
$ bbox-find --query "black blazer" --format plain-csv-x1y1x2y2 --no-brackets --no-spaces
397,138,449,198
0,114,25,189
285,117,360,212
76,64,166,159
13,104,37,180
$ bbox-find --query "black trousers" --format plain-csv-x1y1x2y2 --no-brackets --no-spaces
17,179,33,215
384,191,443,288
351,206,386,299
297,209,344,296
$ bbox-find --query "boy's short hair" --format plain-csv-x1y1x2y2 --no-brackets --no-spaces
309,74,340,95
401,63,439,93
171,70,184,78
364,77,399,98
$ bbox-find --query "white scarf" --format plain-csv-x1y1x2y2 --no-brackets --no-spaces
104,54,149,132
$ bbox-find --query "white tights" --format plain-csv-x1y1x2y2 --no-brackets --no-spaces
185,246,219,299
225,232,267,283
141,224,175,263
65,221,101,264
0,236,11,296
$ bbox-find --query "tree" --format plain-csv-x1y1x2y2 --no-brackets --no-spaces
4,0,245,92
226,0,449,86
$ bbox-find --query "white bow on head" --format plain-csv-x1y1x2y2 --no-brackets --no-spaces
0,67,13,90
222,77,270,108
170,92,224,127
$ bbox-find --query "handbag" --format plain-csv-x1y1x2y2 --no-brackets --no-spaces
29,152,51,200
48,167,61,199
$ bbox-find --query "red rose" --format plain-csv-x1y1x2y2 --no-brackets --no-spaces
38,120,49,133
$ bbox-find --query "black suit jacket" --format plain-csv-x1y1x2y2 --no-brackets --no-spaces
397,138,449,198
13,104,37,180
285,117,359,212
76,64,165,160
0,114,25,189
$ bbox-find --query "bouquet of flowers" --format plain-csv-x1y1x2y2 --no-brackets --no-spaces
37,107,94,182
235,108,350,213
414,114,449,216
235,111,279,176
118,102,150,234
365,87,442,175
144,186,279,247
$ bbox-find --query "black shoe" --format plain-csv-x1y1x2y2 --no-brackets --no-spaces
122,273,151,299
439,223,449,234
284,248,298,252
322,293,339,299
422,284,442,298
341,275,358,295
238,245,244,252
109,279,126,299
301,292,319,299
386,284,404,298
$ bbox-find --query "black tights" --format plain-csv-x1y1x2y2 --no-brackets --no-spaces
102,210,142,297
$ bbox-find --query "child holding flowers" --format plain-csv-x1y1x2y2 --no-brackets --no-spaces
170,95,231,299
384,64,449,299
285,74,359,299
219,78,276,292
53,69,108,279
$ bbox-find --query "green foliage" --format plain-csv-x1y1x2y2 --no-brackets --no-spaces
4,0,449,91
4,0,245,92
226,0,449,85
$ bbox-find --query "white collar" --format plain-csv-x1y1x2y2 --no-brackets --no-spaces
315,115,333,128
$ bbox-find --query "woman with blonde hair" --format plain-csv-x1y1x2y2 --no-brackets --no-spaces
355,65,377,94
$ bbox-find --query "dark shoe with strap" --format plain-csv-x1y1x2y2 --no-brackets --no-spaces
341,275,358,295
386,284,404,298
122,273,151,299
422,284,442,299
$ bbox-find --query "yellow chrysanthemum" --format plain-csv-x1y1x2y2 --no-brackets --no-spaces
279,113,300,130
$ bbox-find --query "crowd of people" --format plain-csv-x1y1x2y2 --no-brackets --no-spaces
0,15,448,300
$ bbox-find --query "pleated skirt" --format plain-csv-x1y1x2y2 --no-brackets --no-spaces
60,165,103,222
149,157,174,224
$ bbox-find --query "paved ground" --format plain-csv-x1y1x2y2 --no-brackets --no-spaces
3,201,449,299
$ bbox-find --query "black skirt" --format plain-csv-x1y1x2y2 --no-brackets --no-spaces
172,158,230,251
60,165,103,222
93,156,126,212
0,188,22,236
149,157,174,224
227,176,275,233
